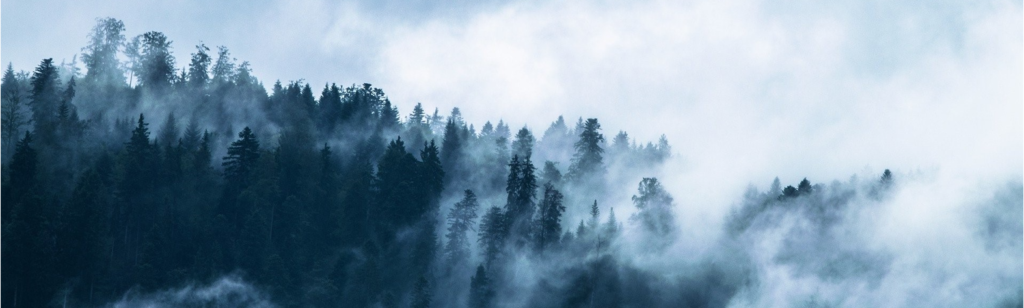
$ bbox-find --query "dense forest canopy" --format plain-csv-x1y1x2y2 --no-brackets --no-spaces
1,17,1021,308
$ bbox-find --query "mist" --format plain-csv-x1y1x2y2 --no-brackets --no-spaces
1,1,1021,307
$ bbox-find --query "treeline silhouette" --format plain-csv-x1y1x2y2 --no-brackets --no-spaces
0,17,680,307
0,17,912,308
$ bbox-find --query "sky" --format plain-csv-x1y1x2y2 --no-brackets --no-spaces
2,0,1021,197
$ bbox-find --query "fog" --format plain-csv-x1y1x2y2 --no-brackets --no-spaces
1,0,1020,307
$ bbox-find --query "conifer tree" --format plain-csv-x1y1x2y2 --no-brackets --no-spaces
81,17,127,86
512,126,535,159
188,44,211,89
2,132,38,220
534,183,565,251
2,65,29,155
797,178,813,195
210,46,236,85
30,58,63,141
222,127,261,187
412,276,432,308
137,31,176,90
478,206,506,266
630,178,677,244
567,118,605,182
122,114,156,195
441,119,463,180
468,265,494,308
541,161,562,185
444,190,479,267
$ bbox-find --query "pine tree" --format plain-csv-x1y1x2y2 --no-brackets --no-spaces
468,265,494,308
318,83,343,134
420,140,445,200
478,206,506,266
797,178,813,195
137,31,176,90
504,155,521,215
1,131,54,308
300,83,317,121
515,155,538,216
567,118,605,182
210,46,236,85
122,114,156,196
534,183,565,251
656,134,671,161
187,44,211,89
222,127,261,187
880,169,893,188
2,65,29,155
612,131,630,153
181,118,201,151
512,126,535,159
630,178,677,244
2,132,38,220
589,200,600,230
378,99,399,131
604,207,619,237
81,17,126,86
768,177,782,197
444,190,479,267
374,137,427,231
540,162,560,184
409,102,426,126
441,119,462,181
411,276,432,308
193,130,212,172
158,112,179,149
30,58,63,142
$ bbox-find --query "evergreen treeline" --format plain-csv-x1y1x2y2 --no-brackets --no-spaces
0,18,676,307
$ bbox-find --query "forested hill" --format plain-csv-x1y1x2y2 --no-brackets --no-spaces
0,17,676,307
3,18,1021,308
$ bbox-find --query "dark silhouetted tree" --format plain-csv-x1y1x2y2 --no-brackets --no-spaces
797,178,813,195
223,127,261,187
534,183,565,251
468,265,494,308
567,118,605,182
478,206,506,266
187,44,211,89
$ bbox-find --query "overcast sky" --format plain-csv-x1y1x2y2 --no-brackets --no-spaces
2,0,1021,199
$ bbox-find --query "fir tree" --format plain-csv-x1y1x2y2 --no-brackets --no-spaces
411,276,432,308
444,190,479,267
534,183,565,251
222,127,261,187
512,126,535,159
567,118,605,182
81,17,127,86
187,44,211,88
630,178,677,245
468,265,494,308
478,206,506,266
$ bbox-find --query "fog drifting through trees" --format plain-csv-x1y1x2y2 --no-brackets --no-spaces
0,17,1021,308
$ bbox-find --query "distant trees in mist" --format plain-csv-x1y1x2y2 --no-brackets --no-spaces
0,17,677,308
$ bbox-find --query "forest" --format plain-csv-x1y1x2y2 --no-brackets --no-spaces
2,17,1021,308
